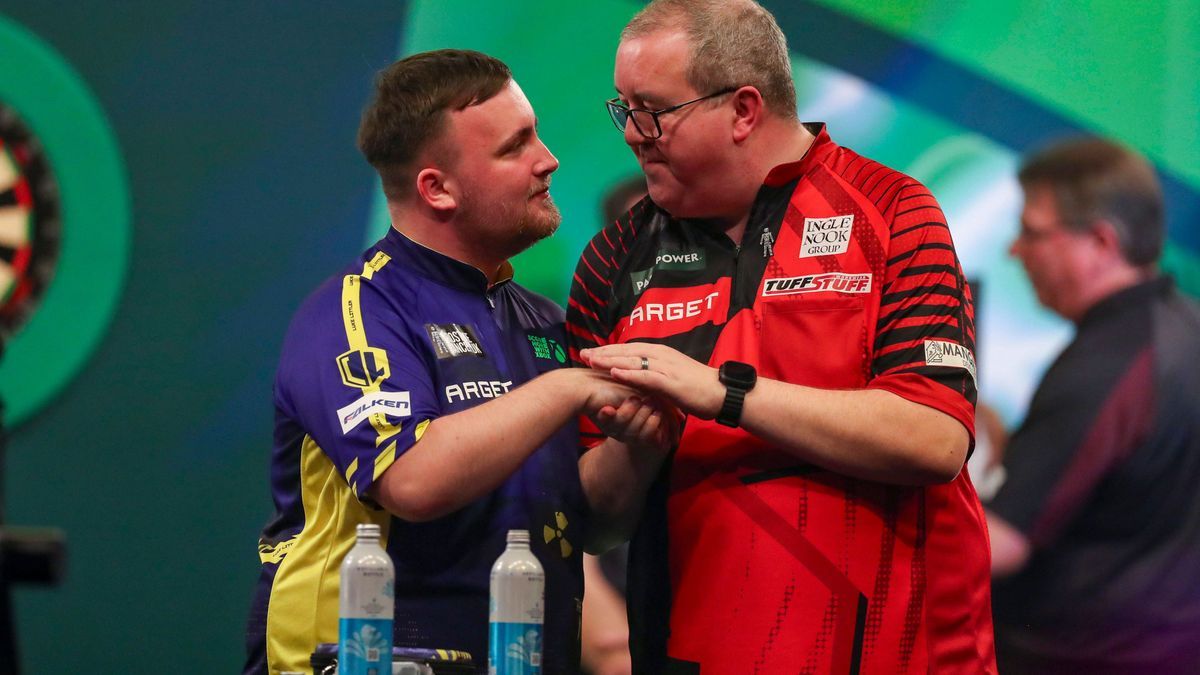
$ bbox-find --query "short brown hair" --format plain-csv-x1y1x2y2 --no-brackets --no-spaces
357,49,511,198
622,0,796,119
1019,137,1164,266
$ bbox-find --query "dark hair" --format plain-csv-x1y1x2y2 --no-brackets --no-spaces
357,49,511,198
601,176,648,226
1018,137,1164,266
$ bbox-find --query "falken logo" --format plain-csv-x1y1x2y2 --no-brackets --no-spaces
337,390,411,434
924,340,977,384
799,215,854,258
445,379,512,403
762,273,872,296
426,323,485,359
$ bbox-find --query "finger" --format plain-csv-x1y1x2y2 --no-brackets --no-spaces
629,403,655,434
610,396,645,426
580,344,640,359
589,354,649,372
591,404,623,436
609,367,669,395
612,401,654,441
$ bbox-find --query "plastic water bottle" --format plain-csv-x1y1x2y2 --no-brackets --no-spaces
489,529,544,675
338,523,394,675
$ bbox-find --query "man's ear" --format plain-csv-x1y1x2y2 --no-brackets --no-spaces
1090,218,1125,259
416,167,457,213
731,86,766,143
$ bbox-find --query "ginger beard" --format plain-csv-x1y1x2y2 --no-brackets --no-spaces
458,181,562,258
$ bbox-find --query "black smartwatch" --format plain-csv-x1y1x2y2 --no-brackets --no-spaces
716,360,757,427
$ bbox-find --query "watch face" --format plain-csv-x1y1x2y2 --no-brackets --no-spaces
721,360,757,388
0,102,61,340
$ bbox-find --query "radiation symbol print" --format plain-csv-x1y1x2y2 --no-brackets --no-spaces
543,511,572,558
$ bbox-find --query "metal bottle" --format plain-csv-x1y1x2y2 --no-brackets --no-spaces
488,529,545,675
338,523,394,675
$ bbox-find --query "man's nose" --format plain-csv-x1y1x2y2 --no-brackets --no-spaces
624,116,647,147
535,139,559,176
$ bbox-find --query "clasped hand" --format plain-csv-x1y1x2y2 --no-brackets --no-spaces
573,366,682,453
579,342,725,430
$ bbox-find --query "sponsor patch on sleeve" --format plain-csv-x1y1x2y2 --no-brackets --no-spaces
337,347,390,389
923,340,977,384
426,323,486,359
337,390,411,434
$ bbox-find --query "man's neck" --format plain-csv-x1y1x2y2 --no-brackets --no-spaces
386,203,508,283
1072,264,1156,323
723,120,817,245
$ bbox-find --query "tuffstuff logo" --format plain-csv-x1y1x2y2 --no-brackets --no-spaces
799,215,854,258
336,390,411,434
924,340,977,384
445,379,512,403
762,273,872,297
426,322,485,359
337,347,390,389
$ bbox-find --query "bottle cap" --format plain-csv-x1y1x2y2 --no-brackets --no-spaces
356,523,381,538
507,529,530,544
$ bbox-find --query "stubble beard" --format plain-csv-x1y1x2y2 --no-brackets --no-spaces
459,191,562,260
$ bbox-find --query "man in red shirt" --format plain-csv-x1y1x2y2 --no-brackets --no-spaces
568,1,995,672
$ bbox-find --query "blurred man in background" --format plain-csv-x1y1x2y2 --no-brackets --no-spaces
989,137,1200,674
568,1,994,672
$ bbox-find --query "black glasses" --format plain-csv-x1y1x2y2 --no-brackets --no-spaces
605,87,738,139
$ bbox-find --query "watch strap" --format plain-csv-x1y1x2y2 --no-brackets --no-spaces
716,385,747,427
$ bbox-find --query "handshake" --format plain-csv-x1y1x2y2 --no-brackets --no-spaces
566,342,727,453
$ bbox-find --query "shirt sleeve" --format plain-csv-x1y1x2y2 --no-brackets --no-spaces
866,182,978,436
276,266,441,502
566,213,633,451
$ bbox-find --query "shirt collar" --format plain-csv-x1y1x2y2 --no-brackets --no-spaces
377,227,514,294
1079,275,1173,327
763,122,837,187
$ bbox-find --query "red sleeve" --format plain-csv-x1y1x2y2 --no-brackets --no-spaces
566,213,630,450
866,183,977,437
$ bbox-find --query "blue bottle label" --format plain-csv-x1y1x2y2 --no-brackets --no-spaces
338,617,393,675
488,621,542,675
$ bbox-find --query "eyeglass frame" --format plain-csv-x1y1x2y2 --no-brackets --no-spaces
605,86,739,139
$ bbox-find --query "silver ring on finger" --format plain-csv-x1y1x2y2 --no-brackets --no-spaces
640,356,650,371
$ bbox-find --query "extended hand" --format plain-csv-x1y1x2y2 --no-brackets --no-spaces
579,343,725,420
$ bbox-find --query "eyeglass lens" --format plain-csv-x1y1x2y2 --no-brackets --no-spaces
607,101,661,138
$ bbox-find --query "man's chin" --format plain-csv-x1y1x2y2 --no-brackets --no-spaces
512,210,561,252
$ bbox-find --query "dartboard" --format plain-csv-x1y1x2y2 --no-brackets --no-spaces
0,101,60,339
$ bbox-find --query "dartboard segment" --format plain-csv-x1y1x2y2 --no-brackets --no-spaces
0,102,60,336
